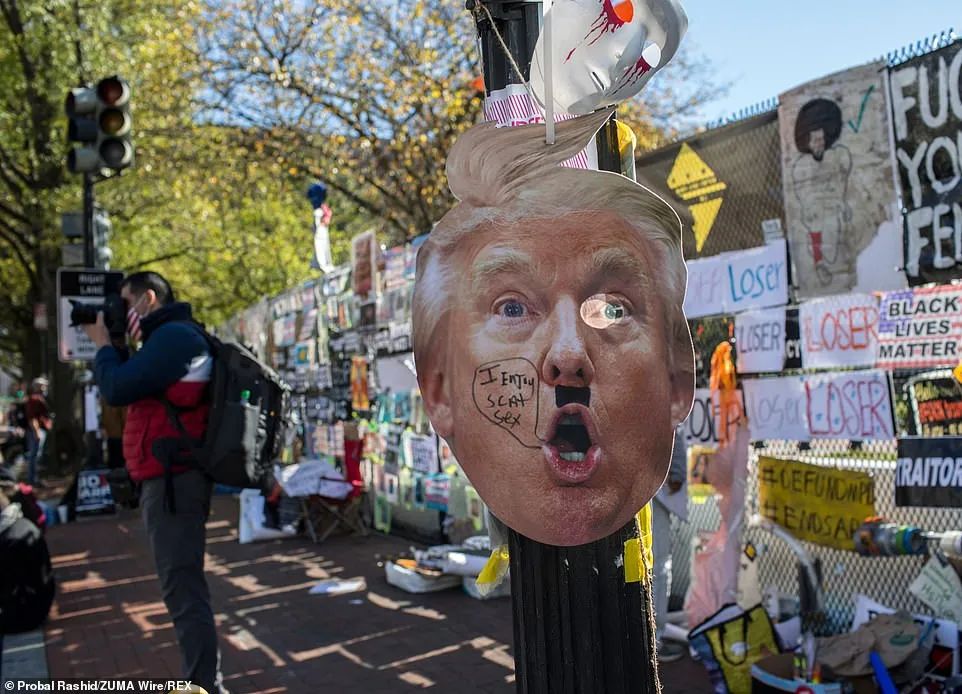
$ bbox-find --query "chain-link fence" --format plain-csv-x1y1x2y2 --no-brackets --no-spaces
654,28,962,634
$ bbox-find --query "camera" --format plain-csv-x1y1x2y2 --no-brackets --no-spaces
69,293,127,340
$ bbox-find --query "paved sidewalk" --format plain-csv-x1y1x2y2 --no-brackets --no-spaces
40,495,711,693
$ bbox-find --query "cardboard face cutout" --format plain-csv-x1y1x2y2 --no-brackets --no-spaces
413,111,695,546
530,0,688,115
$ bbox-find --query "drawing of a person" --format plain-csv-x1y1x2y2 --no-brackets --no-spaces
791,98,853,286
412,110,695,546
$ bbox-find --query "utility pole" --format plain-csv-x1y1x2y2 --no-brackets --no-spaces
467,2,658,692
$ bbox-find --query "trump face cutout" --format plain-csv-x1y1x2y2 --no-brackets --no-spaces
413,110,694,546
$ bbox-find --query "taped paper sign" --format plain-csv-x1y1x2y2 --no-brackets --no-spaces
877,285,962,369
743,371,894,441
688,445,717,504
908,371,962,436
424,474,451,512
742,376,810,441
910,555,962,624
684,387,745,445
683,240,789,318
896,437,962,508
800,293,879,369
758,456,875,551
403,431,440,476
735,306,787,374
779,61,901,297
803,369,894,440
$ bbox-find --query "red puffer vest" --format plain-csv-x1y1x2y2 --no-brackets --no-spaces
123,356,212,482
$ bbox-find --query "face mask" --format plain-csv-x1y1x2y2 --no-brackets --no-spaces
530,0,688,115
126,296,146,342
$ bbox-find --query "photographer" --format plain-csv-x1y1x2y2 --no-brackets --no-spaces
81,271,225,694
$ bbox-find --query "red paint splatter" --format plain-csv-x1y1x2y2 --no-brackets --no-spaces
615,54,652,91
565,0,634,63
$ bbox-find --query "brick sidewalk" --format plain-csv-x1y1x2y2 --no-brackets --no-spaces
41,495,711,693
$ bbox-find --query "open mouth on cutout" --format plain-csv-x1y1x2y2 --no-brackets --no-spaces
543,404,603,485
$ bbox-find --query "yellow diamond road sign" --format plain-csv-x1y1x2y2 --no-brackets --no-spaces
666,143,727,252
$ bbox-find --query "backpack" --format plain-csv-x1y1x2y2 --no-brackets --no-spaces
160,327,291,492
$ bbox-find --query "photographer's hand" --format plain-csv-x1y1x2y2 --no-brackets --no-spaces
82,313,111,349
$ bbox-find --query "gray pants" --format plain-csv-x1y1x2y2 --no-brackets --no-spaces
651,500,673,642
141,469,223,694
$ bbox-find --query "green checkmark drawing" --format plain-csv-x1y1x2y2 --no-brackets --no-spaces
848,84,876,133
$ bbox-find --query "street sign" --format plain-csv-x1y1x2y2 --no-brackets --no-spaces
61,242,84,266
56,268,124,363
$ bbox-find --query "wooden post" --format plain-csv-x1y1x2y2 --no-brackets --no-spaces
469,2,659,691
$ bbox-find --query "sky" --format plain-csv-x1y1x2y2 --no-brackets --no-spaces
679,0,959,124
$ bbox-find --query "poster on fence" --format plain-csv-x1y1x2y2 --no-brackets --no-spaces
683,387,746,445
683,240,789,318
403,431,440,476
757,456,875,551
804,369,894,440
352,231,377,298
779,61,902,298
635,111,783,259
743,376,810,441
889,42,962,285
743,370,894,440
877,285,962,369
800,293,879,369
688,445,717,504
896,436,962,508
908,370,962,436
735,306,787,373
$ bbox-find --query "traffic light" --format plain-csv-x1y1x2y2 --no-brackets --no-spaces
92,207,113,269
66,76,133,174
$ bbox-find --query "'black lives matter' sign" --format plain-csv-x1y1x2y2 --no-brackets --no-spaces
889,43,962,285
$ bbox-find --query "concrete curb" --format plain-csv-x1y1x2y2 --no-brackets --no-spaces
1,629,49,681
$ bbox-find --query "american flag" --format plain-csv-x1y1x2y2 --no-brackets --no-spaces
126,307,142,346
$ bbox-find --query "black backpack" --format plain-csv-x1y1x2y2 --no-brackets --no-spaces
159,327,291,495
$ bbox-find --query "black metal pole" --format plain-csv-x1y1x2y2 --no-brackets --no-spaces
469,3,657,692
83,172,95,268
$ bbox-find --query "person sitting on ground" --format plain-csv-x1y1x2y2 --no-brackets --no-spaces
0,466,46,532
0,482,55,634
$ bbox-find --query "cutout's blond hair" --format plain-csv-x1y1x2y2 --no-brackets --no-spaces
413,109,693,384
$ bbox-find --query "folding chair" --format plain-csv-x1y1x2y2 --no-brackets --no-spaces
302,438,368,543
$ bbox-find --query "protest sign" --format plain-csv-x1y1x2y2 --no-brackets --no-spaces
635,111,783,259
800,294,880,369
735,307,787,373
780,61,901,297
683,387,746,445
896,436,962,508
743,370,894,441
742,376,810,441
877,285,962,369
804,369,894,440
907,370,962,436
758,456,875,551
404,431,440,476
889,42,962,285
683,240,789,318
910,555,962,625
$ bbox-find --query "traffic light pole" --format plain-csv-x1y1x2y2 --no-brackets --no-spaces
83,172,95,268
469,2,659,692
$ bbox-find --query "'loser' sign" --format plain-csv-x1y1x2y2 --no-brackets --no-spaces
684,240,789,318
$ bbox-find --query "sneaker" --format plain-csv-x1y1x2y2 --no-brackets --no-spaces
658,640,687,663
